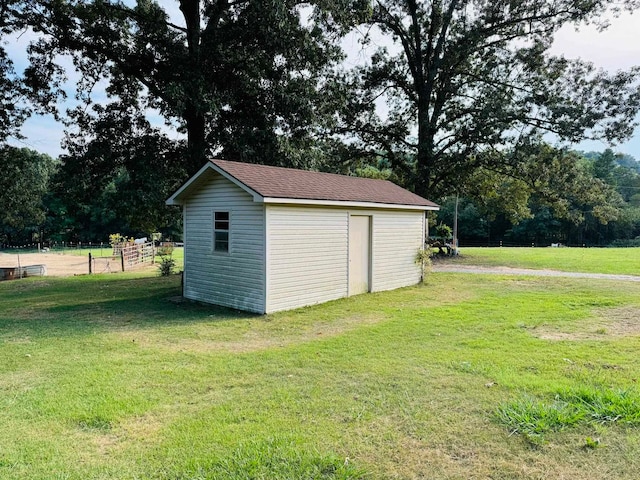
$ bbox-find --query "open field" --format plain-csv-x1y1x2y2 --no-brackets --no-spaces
0,270,639,479
445,247,640,275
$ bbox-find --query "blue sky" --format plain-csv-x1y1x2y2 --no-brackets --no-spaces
6,6,640,160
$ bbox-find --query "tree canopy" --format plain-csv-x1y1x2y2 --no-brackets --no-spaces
0,146,56,243
438,148,640,246
2,1,640,244
346,0,640,198
10,0,367,174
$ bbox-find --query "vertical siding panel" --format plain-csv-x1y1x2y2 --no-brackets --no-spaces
266,206,348,313
183,173,265,313
182,204,187,297
370,210,424,291
264,203,271,313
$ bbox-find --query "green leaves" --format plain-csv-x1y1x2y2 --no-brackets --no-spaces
349,0,640,199
0,146,56,241
18,0,365,173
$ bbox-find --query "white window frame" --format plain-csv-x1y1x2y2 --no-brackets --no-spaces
213,210,231,254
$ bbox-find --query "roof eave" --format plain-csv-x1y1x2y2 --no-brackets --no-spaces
260,197,439,211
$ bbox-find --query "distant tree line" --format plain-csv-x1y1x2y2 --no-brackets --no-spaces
436,149,640,247
2,1,640,244
3,144,639,247
0,144,182,246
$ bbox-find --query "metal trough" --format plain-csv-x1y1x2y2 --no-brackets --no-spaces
0,265,47,281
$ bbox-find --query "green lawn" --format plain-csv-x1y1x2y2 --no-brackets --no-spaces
1,271,639,478
449,246,640,275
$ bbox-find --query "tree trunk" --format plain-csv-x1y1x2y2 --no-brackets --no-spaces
185,105,207,175
180,0,206,174
415,94,434,198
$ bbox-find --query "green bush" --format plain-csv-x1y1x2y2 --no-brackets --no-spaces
415,248,433,280
608,238,640,247
157,243,175,256
158,256,176,276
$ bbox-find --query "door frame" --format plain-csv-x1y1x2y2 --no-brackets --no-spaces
347,214,372,296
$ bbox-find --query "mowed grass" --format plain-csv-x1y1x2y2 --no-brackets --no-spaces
450,246,640,275
1,272,639,479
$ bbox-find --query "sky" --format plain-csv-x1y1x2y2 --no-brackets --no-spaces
6,6,640,160
549,13,640,157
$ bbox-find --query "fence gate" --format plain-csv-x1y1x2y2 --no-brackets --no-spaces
89,242,156,273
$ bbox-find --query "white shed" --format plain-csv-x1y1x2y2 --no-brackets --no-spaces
166,160,439,314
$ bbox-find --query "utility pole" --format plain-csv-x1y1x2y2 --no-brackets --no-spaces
453,194,459,255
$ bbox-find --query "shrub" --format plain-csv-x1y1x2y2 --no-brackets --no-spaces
608,238,640,247
415,248,433,280
109,233,125,247
158,256,176,276
157,243,174,256
435,222,453,239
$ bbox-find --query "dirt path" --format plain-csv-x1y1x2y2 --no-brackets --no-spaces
432,263,640,282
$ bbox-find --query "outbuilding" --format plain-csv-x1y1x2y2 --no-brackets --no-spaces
166,160,439,314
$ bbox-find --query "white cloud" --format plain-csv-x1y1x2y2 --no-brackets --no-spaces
552,14,640,72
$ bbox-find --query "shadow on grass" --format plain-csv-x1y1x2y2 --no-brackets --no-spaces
0,274,257,338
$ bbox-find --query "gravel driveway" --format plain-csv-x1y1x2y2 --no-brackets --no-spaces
432,264,640,282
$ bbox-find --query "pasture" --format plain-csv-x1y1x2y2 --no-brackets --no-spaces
450,246,640,275
0,250,639,479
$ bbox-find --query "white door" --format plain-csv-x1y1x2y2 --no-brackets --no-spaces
349,215,371,295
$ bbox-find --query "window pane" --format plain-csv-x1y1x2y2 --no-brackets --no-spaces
214,231,229,252
213,212,230,252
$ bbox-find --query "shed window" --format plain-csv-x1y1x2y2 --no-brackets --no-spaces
213,211,230,252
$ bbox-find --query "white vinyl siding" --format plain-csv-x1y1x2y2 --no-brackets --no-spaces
265,206,423,313
183,172,265,313
370,210,423,291
265,206,348,313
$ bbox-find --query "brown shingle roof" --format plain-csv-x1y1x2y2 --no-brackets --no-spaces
211,159,438,208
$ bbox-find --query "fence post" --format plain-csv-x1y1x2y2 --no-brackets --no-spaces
120,250,125,272
89,253,92,274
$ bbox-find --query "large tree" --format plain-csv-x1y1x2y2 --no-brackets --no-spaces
0,146,56,244
15,0,364,174
347,0,640,198
1,0,369,238
0,0,29,141
53,104,186,240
